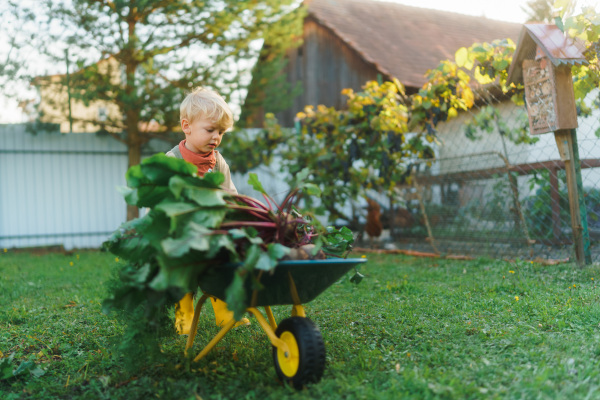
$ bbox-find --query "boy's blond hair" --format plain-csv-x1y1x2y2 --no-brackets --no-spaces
180,87,233,132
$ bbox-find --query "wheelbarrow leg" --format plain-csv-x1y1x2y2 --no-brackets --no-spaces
192,318,237,363
189,307,289,364
184,294,210,355
246,308,289,355
264,306,277,330
291,304,306,317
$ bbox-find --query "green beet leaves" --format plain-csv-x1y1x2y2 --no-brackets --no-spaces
103,153,354,322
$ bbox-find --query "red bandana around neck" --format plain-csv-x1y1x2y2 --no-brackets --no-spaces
178,140,216,177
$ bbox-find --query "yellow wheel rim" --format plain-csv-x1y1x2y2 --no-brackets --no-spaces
277,331,300,377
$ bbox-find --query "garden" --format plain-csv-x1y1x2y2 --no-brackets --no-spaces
2,3,600,399
3,249,600,399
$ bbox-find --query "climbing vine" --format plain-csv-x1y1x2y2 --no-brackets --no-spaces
557,4,600,135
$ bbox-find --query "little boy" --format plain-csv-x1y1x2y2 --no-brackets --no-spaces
168,87,249,334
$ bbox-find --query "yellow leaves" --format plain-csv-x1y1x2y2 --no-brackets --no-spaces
460,86,475,109
317,104,329,113
341,87,354,98
356,96,375,106
299,105,315,119
392,78,406,96
457,69,470,83
474,67,494,85
447,107,458,119
510,93,525,107
455,47,474,70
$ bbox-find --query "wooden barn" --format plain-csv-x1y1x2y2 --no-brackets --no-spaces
248,0,522,127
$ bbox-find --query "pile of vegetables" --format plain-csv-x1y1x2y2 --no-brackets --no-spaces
103,154,354,321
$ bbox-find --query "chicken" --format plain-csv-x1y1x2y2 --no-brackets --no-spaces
365,197,383,247
381,206,415,230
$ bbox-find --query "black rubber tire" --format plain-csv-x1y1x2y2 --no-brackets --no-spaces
272,316,326,389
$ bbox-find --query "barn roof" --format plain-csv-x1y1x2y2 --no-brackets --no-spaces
305,0,523,88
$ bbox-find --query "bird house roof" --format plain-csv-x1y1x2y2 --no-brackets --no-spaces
507,24,588,85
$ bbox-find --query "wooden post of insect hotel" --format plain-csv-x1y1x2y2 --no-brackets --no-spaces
507,24,591,266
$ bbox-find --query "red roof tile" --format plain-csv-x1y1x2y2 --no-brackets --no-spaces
306,0,523,87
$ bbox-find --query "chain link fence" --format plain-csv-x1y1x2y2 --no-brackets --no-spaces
384,90,600,263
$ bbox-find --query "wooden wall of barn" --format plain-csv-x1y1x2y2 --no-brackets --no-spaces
275,17,383,127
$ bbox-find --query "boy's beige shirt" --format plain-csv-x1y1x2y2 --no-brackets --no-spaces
166,149,238,194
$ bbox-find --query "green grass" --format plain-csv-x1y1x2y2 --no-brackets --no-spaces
2,250,600,399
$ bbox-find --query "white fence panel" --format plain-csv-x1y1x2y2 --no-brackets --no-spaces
0,124,170,249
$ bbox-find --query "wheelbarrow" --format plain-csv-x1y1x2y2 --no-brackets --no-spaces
183,257,367,389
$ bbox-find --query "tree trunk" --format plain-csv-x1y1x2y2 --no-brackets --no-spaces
124,9,142,221
126,113,141,220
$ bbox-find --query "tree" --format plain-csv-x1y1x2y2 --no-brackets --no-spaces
2,0,303,219
521,0,575,23
521,0,555,22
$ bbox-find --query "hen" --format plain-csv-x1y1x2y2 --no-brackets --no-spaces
365,197,383,247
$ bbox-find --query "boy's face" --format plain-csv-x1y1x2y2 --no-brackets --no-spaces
181,116,225,154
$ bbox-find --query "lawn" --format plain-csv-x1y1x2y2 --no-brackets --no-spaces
2,249,600,399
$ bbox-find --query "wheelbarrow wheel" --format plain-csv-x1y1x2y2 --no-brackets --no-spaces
272,316,325,389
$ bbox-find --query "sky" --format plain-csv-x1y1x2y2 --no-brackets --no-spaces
386,0,531,23
0,0,598,124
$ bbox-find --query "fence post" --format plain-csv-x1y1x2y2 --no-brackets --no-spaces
569,129,591,264
554,129,591,265
550,166,561,242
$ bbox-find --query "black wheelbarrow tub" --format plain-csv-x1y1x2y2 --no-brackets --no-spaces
198,258,367,307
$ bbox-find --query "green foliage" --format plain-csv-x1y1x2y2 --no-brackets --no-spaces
557,5,600,130
269,80,436,224
411,60,475,131
103,153,354,325
464,105,537,145
455,38,517,91
453,39,542,146
523,170,569,239
220,115,295,173
250,38,531,225
0,353,45,381
1,0,304,168
522,170,600,239
521,0,565,23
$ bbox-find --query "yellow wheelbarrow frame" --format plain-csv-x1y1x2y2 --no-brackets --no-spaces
183,258,367,389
